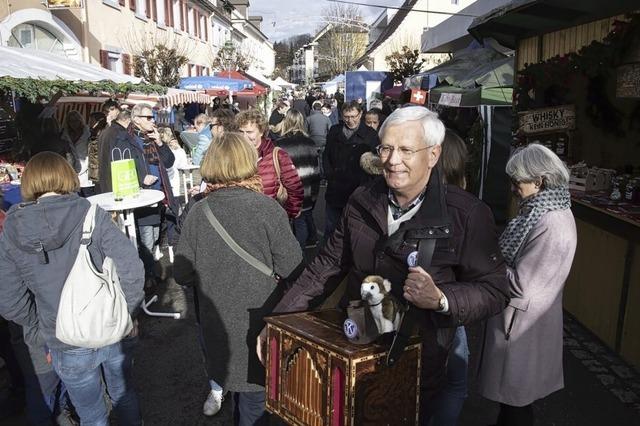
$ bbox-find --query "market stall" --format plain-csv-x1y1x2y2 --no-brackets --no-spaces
418,46,514,223
470,1,640,368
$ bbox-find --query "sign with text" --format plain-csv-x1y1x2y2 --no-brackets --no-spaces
46,0,83,9
616,63,640,98
518,105,575,135
438,92,462,107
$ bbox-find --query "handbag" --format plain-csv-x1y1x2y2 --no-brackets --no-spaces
202,202,276,279
272,147,288,206
110,148,140,200
55,204,133,348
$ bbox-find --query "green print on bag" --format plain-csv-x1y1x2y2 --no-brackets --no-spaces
111,148,140,200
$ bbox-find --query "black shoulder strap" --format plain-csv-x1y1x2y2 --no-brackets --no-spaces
386,238,436,367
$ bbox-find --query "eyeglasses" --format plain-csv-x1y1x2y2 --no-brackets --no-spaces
376,145,432,160
343,113,361,121
137,115,155,121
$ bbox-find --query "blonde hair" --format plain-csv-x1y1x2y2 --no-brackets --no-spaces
278,109,308,137
236,109,268,134
200,132,258,184
158,127,174,144
21,152,79,201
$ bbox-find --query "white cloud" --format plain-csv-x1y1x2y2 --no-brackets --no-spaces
249,0,405,41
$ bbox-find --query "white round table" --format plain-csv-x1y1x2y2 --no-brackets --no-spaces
87,189,180,319
177,164,200,203
88,189,165,247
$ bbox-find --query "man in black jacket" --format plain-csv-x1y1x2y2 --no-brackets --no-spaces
323,100,379,237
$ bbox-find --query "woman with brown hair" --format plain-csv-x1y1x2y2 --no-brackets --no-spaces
236,109,303,219
174,133,302,424
0,152,144,425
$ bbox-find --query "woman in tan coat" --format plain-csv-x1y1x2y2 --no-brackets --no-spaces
477,144,577,426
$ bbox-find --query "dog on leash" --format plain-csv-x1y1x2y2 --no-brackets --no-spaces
360,275,404,334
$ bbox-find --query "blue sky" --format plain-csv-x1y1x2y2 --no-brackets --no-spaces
249,0,405,41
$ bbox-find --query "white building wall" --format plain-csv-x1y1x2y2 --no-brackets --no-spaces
369,0,477,71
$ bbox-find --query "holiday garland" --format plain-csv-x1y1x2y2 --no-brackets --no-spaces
0,77,166,103
515,12,640,137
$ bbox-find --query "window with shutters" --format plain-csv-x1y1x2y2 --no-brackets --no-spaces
155,0,165,25
188,7,195,36
172,0,181,30
100,50,124,73
135,0,146,18
200,14,207,41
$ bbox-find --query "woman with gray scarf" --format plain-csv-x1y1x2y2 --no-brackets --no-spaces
477,144,577,426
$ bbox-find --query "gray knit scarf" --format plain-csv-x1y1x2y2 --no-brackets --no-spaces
499,187,571,267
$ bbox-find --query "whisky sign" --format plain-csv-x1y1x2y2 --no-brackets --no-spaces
518,105,575,135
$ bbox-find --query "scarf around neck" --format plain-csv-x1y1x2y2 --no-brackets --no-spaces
204,174,263,195
499,186,571,267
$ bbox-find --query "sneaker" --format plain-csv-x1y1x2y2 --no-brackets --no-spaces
203,389,223,416
153,245,164,261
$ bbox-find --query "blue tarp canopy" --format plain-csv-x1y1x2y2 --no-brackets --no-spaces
179,76,254,92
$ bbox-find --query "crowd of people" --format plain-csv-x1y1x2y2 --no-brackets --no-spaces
0,88,577,426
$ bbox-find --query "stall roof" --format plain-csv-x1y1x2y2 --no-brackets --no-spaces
217,70,267,96
468,0,639,49
244,69,281,91
179,76,254,92
0,46,140,83
273,77,296,88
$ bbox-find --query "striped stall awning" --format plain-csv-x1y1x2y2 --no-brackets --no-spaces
126,88,211,108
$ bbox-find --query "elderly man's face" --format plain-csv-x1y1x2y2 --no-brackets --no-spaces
134,108,155,132
342,108,361,130
380,121,441,196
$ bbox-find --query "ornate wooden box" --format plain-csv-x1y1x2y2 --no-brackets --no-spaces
265,310,421,426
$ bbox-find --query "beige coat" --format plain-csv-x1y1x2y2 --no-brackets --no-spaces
477,209,577,406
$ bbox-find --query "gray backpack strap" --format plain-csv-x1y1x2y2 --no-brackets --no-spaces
202,201,275,278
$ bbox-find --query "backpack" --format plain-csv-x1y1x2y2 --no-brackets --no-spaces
87,137,99,182
55,204,132,348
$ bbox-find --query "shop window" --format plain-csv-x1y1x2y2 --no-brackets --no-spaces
8,23,67,57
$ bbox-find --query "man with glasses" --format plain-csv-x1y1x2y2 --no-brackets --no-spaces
130,104,177,288
259,106,508,425
323,100,379,238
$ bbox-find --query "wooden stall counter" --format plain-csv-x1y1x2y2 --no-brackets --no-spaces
265,309,421,426
565,192,640,369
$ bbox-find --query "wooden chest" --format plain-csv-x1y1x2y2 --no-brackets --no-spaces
265,310,421,426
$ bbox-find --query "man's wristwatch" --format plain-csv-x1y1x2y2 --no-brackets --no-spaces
437,293,447,311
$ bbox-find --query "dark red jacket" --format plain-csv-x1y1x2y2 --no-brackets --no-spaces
274,175,509,398
258,138,303,219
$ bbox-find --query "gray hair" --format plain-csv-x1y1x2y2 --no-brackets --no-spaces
506,143,570,188
131,103,153,117
379,106,445,147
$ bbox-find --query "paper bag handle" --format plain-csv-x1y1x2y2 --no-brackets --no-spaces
111,148,132,161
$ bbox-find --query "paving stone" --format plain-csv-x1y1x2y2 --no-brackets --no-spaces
611,365,635,379
596,374,616,386
610,388,638,404
583,341,605,354
563,337,580,347
570,349,592,360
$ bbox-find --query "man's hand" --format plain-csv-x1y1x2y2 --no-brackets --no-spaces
256,327,267,366
143,175,158,186
128,319,139,338
148,128,161,145
403,266,444,310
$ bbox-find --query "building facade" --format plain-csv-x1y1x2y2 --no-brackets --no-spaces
0,0,273,80
355,0,475,72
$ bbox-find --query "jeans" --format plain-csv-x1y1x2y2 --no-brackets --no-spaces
324,205,343,241
138,224,159,277
50,341,141,426
232,391,268,426
292,209,318,248
421,326,469,426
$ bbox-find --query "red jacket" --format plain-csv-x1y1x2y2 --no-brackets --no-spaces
258,138,303,218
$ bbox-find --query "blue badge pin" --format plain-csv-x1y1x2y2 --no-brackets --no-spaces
407,250,419,267
343,318,359,340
